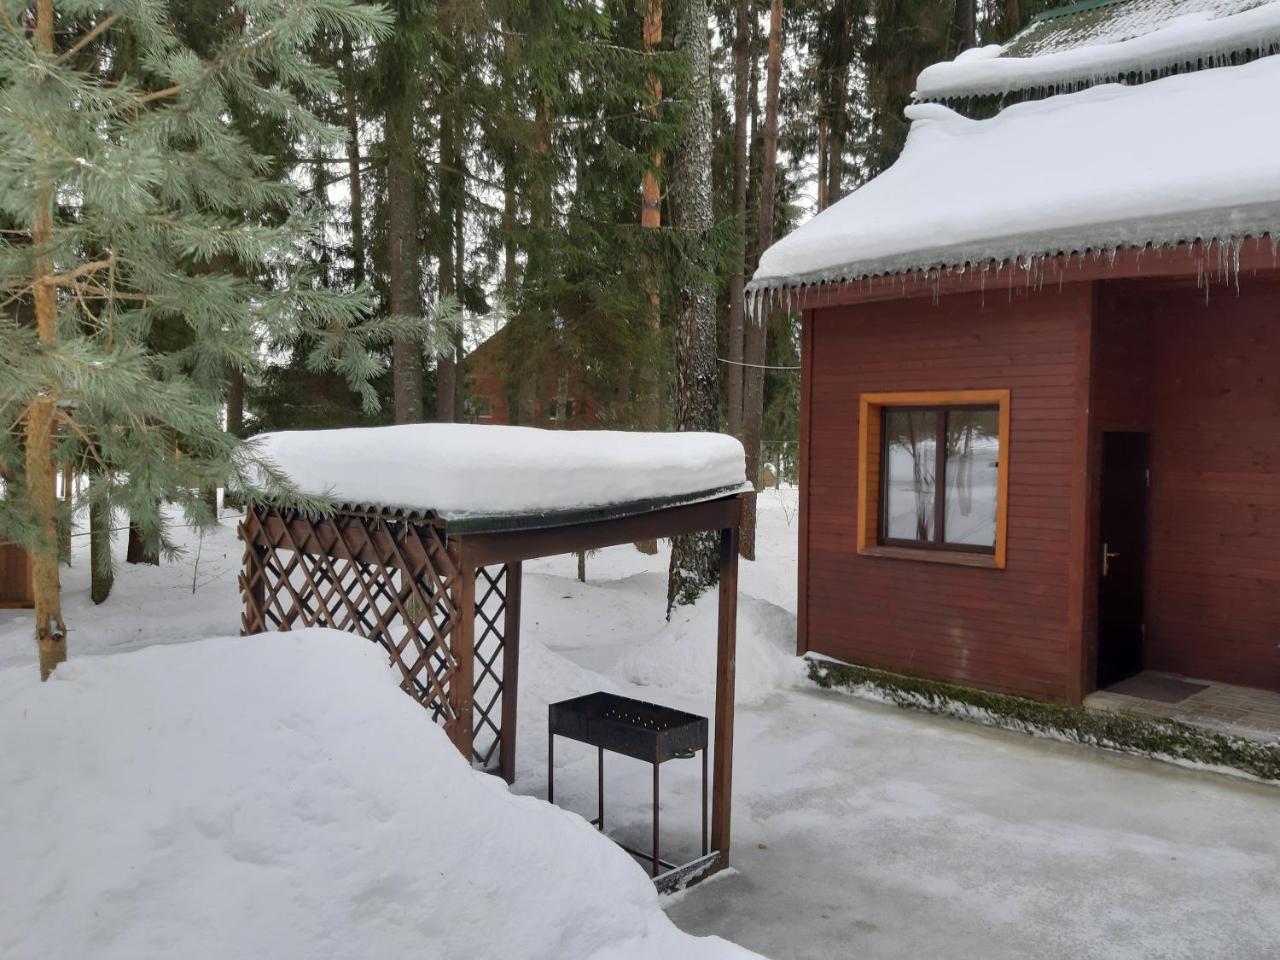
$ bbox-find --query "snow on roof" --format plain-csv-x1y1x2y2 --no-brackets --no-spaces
748,56,1280,294
0,630,759,958
254,423,747,522
1009,0,1271,57
916,0,1280,101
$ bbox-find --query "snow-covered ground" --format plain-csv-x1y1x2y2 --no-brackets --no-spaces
3,489,1279,959
1,630,756,960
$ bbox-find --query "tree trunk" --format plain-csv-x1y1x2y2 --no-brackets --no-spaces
825,8,849,209
434,43,461,424
635,0,664,556
739,0,783,562
725,0,749,440
954,0,977,53
816,117,828,212
1003,0,1021,38
387,84,424,424
344,37,365,290
502,171,517,297
126,522,159,565
28,0,66,680
451,119,466,417
226,364,244,437
666,0,720,615
89,484,113,605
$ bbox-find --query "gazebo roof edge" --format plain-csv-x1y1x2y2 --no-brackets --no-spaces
256,482,755,537
436,483,754,536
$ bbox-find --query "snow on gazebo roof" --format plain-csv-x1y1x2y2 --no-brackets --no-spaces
254,424,747,529
747,53,1280,296
915,0,1280,103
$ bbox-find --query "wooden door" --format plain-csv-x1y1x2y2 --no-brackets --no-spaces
1097,432,1148,688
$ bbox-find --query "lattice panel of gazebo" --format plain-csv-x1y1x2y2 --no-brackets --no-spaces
472,564,508,770
239,508,464,740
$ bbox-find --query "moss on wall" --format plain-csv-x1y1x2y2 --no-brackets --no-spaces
808,658,1280,783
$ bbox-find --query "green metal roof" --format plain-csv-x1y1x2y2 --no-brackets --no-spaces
1006,0,1272,57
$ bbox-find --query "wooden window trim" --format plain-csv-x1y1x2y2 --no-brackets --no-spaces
857,389,1010,569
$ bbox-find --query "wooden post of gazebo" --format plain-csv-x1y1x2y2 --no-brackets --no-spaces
711,523,739,863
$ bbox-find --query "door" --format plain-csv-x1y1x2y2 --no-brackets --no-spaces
1096,432,1148,688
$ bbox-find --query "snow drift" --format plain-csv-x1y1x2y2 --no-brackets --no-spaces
0,630,760,960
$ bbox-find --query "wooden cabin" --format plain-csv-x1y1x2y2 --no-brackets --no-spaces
0,541,34,608
463,324,602,428
752,0,1280,703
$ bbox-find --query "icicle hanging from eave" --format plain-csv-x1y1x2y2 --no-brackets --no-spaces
745,233,1280,317
918,37,1280,112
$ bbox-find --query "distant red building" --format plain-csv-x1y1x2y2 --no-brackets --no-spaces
463,324,601,428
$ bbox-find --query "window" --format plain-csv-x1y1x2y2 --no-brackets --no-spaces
465,394,494,422
858,391,1010,568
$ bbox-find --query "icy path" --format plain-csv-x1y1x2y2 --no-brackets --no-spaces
512,492,1280,960
3,489,1278,958
664,689,1280,960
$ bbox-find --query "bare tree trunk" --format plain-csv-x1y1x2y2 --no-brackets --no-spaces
28,0,66,680
451,122,466,417
635,0,664,556
725,0,749,440
825,8,849,209
634,0,665,555
666,0,720,615
226,365,244,437
126,522,159,565
816,117,828,212
1003,0,1021,37
434,90,458,423
344,37,365,290
639,0,664,430
89,483,113,605
502,173,517,297
954,0,977,53
739,0,783,562
388,84,424,424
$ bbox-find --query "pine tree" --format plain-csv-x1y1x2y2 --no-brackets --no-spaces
0,0,399,678
666,0,721,614
738,0,782,561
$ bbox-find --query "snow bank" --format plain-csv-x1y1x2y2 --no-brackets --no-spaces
253,423,747,519
617,594,805,707
916,3,1280,100
750,56,1280,292
0,630,760,960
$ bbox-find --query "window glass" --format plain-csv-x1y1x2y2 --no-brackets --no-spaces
943,409,1000,547
883,409,937,542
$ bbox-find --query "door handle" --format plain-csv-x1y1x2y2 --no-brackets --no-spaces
1103,542,1120,576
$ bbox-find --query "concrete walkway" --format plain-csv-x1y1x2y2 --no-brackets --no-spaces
1088,671,1280,743
665,688,1280,960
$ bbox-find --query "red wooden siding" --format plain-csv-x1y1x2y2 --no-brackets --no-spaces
1097,274,1280,693
802,283,1094,701
0,541,33,608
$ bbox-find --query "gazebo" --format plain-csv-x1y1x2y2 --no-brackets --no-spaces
238,423,748,877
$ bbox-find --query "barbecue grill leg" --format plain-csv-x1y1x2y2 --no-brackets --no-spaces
597,746,604,832
548,732,554,805
701,747,708,857
652,759,660,878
